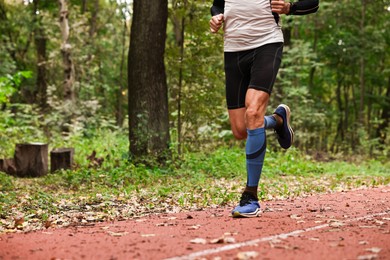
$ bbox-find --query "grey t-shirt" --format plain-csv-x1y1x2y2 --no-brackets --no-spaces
224,0,284,52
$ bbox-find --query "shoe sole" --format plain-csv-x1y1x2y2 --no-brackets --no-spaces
278,104,294,148
232,208,261,218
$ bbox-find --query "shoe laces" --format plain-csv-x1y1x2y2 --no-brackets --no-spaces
239,192,257,206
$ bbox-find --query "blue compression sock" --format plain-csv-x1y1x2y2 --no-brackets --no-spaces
264,115,277,130
246,128,267,187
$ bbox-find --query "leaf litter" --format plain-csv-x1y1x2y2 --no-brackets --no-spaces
1,175,389,235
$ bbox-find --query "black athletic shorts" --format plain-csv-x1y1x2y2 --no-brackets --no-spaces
224,42,283,109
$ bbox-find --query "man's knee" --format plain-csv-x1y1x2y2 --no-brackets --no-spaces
232,129,247,140
245,107,264,128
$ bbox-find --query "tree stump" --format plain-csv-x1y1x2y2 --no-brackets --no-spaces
14,143,48,177
50,148,74,172
0,158,16,175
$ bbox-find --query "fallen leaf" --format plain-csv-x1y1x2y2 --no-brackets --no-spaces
188,225,201,230
190,238,207,244
359,226,377,229
366,248,381,253
270,243,299,250
357,254,378,260
108,231,128,237
44,220,52,229
209,237,225,244
329,221,344,228
156,222,176,227
141,234,155,237
210,236,236,244
14,216,24,227
289,214,302,220
236,251,259,260
359,241,369,245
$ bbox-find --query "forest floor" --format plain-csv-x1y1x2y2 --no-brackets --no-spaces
0,185,389,260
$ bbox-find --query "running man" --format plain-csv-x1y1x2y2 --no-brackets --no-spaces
209,0,319,217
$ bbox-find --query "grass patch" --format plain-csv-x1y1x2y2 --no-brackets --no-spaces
0,129,389,232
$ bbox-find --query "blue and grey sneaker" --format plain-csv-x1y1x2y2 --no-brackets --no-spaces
231,192,261,218
273,104,294,149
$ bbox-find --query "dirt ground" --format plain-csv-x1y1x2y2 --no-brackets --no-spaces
1,185,389,260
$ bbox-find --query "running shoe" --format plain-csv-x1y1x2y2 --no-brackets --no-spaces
273,104,294,149
231,192,261,218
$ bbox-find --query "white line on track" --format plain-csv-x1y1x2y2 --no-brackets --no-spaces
165,211,389,260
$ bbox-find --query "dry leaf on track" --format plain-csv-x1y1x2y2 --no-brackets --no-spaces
190,238,207,244
188,225,201,230
141,234,155,237
289,214,302,220
107,231,128,237
365,247,381,253
329,221,344,228
209,236,235,244
236,251,259,260
357,254,378,260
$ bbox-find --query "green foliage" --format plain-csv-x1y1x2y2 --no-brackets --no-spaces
0,71,32,104
0,104,46,157
0,0,388,159
0,130,389,228
166,1,227,151
0,172,14,192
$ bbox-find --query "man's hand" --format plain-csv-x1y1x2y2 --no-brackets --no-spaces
271,0,291,15
210,14,224,33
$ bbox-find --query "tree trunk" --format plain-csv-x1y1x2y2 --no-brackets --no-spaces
128,0,170,161
359,0,366,126
171,1,187,156
81,0,87,14
177,17,185,156
50,148,74,172
59,0,75,101
331,76,344,152
89,0,99,39
0,158,16,175
34,0,48,111
309,17,318,89
14,143,48,177
377,75,390,145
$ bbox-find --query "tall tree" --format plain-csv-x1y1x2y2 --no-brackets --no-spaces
33,0,48,110
58,0,75,101
128,0,170,160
